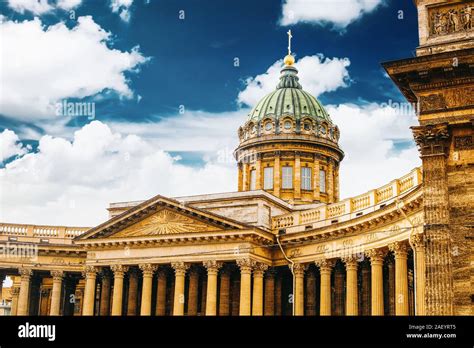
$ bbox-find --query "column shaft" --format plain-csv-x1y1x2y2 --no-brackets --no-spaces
390,242,409,315
344,258,358,316
172,262,188,316
413,235,426,315
82,267,97,316
274,152,281,197
17,268,32,315
293,264,305,316
155,269,167,316
127,269,139,316
99,272,111,316
187,267,199,316
237,259,253,315
252,263,267,316
111,265,128,316
263,270,275,316
294,152,301,199
218,269,231,316
50,271,64,316
316,260,333,316
204,261,222,316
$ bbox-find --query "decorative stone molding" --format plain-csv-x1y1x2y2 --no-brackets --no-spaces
203,260,223,275
171,262,189,276
139,264,158,276
50,270,64,281
411,123,450,156
236,258,256,273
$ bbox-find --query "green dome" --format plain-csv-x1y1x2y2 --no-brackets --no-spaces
247,65,332,123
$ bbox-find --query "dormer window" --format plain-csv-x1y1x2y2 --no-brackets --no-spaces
284,120,292,129
265,122,272,131
304,122,311,131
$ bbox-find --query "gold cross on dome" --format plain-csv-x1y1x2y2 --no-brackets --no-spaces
287,29,293,55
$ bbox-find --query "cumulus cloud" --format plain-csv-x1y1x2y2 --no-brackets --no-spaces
238,55,351,107
0,129,29,163
0,121,237,226
280,0,384,29
328,103,420,198
7,0,82,15
0,16,149,121
110,0,134,22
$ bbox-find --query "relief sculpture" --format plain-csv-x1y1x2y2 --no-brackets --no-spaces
430,3,474,36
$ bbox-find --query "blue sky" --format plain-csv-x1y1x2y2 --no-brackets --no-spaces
0,0,422,225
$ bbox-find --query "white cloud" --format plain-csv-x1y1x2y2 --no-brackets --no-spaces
110,0,134,22
0,129,29,163
238,55,350,107
0,121,237,226
280,0,384,29
7,0,82,15
328,103,420,198
0,16,149,121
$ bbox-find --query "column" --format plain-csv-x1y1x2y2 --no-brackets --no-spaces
334,165,340,202
263,268,276,316
231,276,240,316
39,289,50,315
49,271,64,316
17,268,33,315
82,266,97,316
218,266,231,316
334,265,345,315
187,266,199,316
412,234,426,315
343,256,358,316
389,241,409,315
366,249,386,316
273,151,281,197
237,258,254,315
11,287,20,315
171,262,189,316
316,259,334,316
327,159,334,203
126,268,139,316
238,163,243,192
242,162,249,191
275,275,282,315
200,275,207,315
204,260,222,316
305,269,317,316
255,154,262,190
313,156,320,201
360,262,370,315
99,270,112,316
139,264,157,316
387,256,396,315
252,262,268,316
293,263,306,316
155,268,167,316
294,152,301,199
111,265,128,316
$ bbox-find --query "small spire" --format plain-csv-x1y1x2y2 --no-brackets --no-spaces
284,29,295,66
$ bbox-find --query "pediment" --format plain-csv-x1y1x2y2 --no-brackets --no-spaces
76,194,249,241
112,208,222,238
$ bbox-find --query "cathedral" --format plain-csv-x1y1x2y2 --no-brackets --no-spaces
0,0,472,317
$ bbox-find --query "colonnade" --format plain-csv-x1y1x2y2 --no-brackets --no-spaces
4,240,424,316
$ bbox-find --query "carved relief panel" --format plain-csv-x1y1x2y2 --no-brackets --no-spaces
429,2,474,36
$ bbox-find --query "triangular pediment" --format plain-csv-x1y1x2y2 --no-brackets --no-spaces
76,194,249,241
113,208,222,238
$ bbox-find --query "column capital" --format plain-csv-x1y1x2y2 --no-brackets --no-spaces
411,233,425,251
110,264,129,276
203,260,223,275
253,262,269,276
171,262,189,276
365,248,387,264
389,240,409,257
315,258,335,272
139,264,158,276
342,256,359,270
82,265,98,279
292,263,307,276
50,270,64,281
236,258,255,273
411,123,450,157
19,267,33,279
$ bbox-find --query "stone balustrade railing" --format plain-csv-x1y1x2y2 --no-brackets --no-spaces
272,167,422,231
0,223,89,241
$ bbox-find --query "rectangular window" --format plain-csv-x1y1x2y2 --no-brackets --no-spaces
250,169,256,190
320,169,326,193
282,166,293,189
301,167,312,190
264,167,273,190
